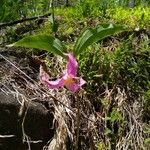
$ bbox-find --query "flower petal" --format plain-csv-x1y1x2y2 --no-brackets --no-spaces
40,73,64,89
66,83,80,92
67,53,78,76
40,65,64,89
65,77,86,92
46,78,64,89
79,78,86,86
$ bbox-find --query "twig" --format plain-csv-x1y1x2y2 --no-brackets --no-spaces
75,94,80,150
0,13,51,29
0,135,15,138
21,100,31,150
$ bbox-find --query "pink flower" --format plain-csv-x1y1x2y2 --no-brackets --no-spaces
40,53,86,92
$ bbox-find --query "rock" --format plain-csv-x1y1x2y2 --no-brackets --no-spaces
0,92,54,150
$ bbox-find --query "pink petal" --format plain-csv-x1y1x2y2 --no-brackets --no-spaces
66,53,78,76
79,78,86,86
46,78,64,89
40,73,64,89
40,65,64,89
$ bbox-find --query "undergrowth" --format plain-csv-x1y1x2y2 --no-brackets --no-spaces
0,1,150,149
55,6,150,29
77,32,150,149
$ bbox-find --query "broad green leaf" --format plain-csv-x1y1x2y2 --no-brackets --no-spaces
74,24,127,56
8,34,65,57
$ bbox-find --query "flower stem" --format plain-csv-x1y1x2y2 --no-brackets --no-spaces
75,94,80,150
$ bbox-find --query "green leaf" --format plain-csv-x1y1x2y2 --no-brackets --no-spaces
8,34,65,57
144,138,150,144
104,128,112,135
65,27,73,35
74,24,127,56
110,108,122,122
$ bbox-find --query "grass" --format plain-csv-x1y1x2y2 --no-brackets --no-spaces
55,6,150,29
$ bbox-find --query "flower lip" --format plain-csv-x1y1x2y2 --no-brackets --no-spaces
64,74,76,86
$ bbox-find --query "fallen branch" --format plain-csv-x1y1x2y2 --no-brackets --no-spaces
0,13,51,29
